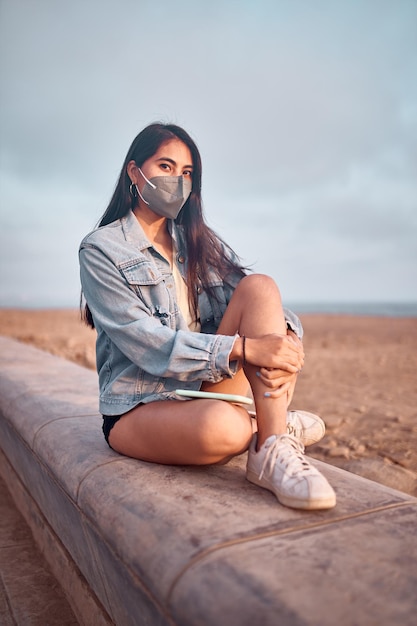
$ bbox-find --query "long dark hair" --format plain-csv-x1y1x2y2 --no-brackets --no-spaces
82,122,246,328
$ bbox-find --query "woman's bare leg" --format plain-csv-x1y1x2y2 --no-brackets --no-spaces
108,398,252,464
202,274,296,447
109,274,298,462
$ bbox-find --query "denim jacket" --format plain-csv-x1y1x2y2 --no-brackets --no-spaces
79,210,303,415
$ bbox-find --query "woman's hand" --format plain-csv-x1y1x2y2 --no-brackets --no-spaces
244,333,304,373
257,366,297,388
255,368,298,399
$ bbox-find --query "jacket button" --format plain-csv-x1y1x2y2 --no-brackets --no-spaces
178,255,185,263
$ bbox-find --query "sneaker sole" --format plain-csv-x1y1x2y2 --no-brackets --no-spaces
246,469,336,510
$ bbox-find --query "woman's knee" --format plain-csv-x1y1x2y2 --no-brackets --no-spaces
236,274,280,293
236,274,282,302
197,404,253,457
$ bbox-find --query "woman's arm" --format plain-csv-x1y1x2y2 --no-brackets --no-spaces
79,244,238,383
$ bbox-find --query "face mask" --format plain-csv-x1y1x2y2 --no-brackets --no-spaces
135,168,192,220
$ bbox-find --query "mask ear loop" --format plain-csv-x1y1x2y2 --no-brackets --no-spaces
128,182,149,206
138,167,156,189
136,167,156,206
135,184,149,205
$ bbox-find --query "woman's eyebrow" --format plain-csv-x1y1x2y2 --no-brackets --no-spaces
156,157,193,169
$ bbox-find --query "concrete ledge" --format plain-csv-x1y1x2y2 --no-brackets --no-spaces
1,335,416,625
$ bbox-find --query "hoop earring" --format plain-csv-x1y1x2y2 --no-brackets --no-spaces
129,183,138,198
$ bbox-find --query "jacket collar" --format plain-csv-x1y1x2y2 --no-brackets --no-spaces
120,210,183,254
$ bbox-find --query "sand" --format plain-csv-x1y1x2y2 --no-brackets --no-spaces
1,308,416,496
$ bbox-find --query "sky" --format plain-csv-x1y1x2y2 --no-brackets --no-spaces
0,0,416,309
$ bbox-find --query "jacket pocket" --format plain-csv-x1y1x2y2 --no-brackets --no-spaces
119,259,172,321
119,259,164,286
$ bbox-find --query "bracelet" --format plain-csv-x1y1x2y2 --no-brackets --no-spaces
242,335,247,366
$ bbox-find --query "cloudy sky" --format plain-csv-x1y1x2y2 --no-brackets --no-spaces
1,0,416,309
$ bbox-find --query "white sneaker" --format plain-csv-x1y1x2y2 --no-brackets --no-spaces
246,434,336,510
286,410,325,447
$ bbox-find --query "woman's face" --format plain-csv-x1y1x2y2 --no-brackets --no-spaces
131,138,193,192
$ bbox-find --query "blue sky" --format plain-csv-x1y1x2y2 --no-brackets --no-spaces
0,0,416,307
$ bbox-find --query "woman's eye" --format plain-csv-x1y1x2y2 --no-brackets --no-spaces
183,170,192,177
160,163,170,171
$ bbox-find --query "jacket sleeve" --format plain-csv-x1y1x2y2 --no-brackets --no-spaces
79,244,238,383
283,308,304,340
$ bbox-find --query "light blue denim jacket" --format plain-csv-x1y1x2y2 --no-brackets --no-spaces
79,210,303,415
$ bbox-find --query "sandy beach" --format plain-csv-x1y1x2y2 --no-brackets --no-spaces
1,308,416,496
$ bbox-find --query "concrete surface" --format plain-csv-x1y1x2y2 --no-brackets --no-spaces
0,335,417,626
0,473,79,625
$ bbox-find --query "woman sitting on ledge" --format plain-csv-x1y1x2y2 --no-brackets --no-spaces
79,123,336,511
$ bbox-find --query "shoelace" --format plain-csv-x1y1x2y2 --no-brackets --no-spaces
259,435,315,480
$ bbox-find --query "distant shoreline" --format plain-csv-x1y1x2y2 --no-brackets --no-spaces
1,302,416,318
286,301,417,317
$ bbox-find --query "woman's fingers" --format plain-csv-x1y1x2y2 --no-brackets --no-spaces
263,381,292,399
269,335,304,370
246,334,304,371
257,368,298,389
266,336,304,370
257,368,289,387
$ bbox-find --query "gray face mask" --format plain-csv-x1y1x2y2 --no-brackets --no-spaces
135,168,192,220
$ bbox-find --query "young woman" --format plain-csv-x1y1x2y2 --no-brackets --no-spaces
79,123,336,510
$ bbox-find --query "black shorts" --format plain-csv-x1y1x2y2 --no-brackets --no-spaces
102,414,123,448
